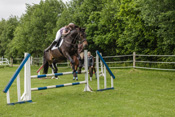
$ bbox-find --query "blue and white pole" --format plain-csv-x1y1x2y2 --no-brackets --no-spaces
96,50,115,91
31,81,87,91
31,71,86,79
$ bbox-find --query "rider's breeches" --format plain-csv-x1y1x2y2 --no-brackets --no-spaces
54,29,62,42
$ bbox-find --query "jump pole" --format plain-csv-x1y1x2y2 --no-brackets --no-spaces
31,81,87,91
31,71,86,79
36,65,44,75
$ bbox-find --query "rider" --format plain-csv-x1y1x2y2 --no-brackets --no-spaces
45,23,76,52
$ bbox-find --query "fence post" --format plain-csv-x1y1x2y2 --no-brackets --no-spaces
133,52,136,68
30,56,33,65
10,58,13,67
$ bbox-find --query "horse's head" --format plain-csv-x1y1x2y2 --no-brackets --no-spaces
65,26,88,50
77,27,88,49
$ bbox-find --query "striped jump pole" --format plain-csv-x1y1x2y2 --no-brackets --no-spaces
31,71,86,79
31,81,87,91
96,50,115,91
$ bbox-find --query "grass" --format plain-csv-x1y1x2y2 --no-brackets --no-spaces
0,66,175,116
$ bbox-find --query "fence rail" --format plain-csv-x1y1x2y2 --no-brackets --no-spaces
3,52,175,71
10,57,70,68
0,57,10,65
136,54,175,57
103,52,175,71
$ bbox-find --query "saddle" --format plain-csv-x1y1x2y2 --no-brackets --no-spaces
51,38,63,50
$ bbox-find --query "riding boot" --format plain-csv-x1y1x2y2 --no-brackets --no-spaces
45,41,57,52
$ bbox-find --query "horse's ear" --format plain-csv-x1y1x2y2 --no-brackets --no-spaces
74,25,79,28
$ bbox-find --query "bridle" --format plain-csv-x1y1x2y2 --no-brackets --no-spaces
64,29,86,46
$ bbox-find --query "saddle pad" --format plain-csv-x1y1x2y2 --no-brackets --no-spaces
51,39,63,50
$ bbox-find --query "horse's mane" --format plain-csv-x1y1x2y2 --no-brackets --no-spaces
65,28,78,39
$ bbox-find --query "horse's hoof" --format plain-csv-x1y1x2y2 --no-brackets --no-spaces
76,77,78,81
73,77,75,80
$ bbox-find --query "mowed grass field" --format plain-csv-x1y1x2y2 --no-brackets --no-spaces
0,66,175,116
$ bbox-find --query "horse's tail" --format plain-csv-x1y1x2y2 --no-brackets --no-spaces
43,51,49,74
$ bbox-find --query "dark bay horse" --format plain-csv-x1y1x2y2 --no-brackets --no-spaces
43,27,88,79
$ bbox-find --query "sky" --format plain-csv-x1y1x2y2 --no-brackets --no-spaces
0,0,70,20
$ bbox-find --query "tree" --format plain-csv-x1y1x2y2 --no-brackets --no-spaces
0,16,19,57
9,0,65,57
138,0,175,55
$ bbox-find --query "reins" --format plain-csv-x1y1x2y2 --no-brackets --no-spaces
64,29,84,46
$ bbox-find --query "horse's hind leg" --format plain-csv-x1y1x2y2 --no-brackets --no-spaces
52,62,58,79
49,63,58,79
49,64,55,79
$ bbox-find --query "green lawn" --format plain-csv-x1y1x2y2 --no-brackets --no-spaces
0,66,175,117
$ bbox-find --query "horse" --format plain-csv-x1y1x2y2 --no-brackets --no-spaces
43,27,88,80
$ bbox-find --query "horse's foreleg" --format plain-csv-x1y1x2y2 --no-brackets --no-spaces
64,52,78,80
72,56,78,80
65,52,74,64
69,55,79,80
73,64,79,80
78,58,84,73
